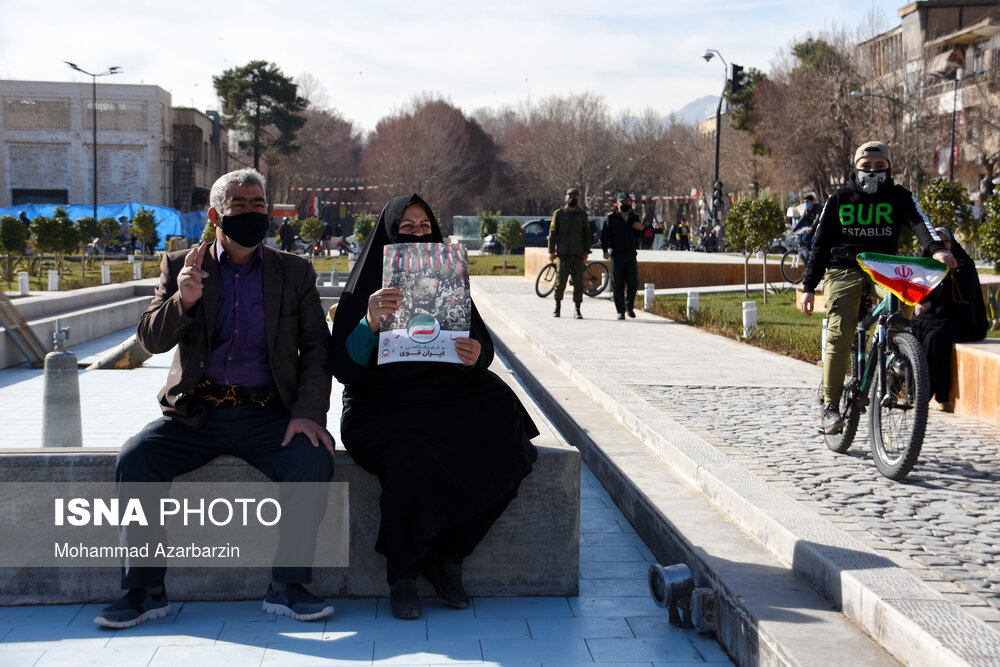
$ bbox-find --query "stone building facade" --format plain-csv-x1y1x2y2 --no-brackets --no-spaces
0,80,173,207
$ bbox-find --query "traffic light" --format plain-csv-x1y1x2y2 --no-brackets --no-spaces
712,181,724,213
730,64,745,95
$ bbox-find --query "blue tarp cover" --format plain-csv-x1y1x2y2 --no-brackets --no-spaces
0,203,208,251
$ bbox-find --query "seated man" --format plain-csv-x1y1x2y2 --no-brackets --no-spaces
94,168,335,629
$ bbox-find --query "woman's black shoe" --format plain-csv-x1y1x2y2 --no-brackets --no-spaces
422,558,470,609
389,578,422,619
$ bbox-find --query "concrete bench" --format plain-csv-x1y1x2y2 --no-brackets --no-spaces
0,441,578,604
951,338,1000,426
0,361,580,604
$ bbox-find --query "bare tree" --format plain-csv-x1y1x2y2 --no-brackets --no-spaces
363,94,497,233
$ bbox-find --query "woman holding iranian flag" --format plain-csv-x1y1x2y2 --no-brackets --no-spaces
799,141,957,436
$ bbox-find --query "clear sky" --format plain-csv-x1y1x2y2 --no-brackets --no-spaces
0,0,906,133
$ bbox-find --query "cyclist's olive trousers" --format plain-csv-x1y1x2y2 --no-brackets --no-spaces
822,267,910,405
554,254,584,304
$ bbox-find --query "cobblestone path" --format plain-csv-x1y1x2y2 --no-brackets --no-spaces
637,383,1000,613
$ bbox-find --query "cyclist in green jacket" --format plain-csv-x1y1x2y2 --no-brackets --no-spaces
548,187,592,319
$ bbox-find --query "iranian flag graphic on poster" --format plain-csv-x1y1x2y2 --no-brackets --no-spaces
855,252,949,306
378,243,471,365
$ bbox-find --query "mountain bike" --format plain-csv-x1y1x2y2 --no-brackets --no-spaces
535,260,609,298
822,252,945,481
779,230,810,284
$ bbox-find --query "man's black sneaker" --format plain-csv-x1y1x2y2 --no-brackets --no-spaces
94,588,170,629
822,403,845,435
617,313,625,320
390,578,422,619
422,557,470,609
627,309,636,318
574,305,583,319
262,583,334,621
553,302,561,318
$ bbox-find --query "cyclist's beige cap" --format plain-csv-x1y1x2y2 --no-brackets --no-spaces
854,141,891,166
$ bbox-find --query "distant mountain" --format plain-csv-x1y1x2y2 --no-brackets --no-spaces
671,95,718,126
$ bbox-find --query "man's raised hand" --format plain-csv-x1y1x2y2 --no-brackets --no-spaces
178,242,209,312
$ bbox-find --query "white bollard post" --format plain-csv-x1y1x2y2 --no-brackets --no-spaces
47,269,59,291
644,283,655,311
348,259,355,274
742,301,757,338
133,263,142,280
686,292,699,319
18,271,29,296
821,317,829,363
127,254,135,264
101,265,111,285
332,267,339,287
42,323,82,447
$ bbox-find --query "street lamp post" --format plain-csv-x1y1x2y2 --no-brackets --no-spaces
64,62,122,221
948,67,964,181
702,49,727,226
849,90,922,193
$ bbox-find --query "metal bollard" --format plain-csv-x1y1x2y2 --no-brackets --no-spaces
133,263,142,280
47,269,59,291
42,322,82,447
127,254,135,264
644,283,655,311
101,265,111,285
648,563,694,627
348,259,355,274
332,267,339,287
742,301,757,338
18,271,29,296
686,291,699,319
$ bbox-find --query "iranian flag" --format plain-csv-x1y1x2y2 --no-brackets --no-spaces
856,252,949,306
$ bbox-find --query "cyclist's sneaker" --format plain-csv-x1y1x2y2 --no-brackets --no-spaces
822,403,844,435
94,588,170,628
262,583,334,621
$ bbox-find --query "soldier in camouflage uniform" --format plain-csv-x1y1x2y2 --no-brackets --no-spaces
547,187,592,319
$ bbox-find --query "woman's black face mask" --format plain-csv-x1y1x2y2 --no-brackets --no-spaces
219,211,269,248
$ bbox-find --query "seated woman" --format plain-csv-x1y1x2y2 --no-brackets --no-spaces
329,193,539,620
911,227,988,410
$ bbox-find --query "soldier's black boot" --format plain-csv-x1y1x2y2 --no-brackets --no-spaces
574,304,583,319
553,301,561,318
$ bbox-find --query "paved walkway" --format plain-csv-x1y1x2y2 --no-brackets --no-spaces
469,275,1000,665
0,328,729,665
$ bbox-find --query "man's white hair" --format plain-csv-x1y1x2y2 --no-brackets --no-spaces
209,168,267,212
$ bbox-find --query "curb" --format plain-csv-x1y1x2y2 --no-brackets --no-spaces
473,282,1000,667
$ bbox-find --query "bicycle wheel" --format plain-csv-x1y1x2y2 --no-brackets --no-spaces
869,332,929,480
824,377,862,453
535,262,557,298
780,249,805,284
582,262,609,297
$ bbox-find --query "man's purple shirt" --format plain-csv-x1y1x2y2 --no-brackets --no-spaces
205,240,275,388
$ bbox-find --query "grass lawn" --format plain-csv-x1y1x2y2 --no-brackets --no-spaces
643,286,999,365
643,289,824,365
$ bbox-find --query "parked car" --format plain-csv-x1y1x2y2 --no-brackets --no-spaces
482,218,601,255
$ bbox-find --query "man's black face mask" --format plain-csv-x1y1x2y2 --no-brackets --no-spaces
220,211,269,248
567,197,578,208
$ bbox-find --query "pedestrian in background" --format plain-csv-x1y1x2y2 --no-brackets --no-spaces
601,192,643,319
547,187,591,319
278,216,295,252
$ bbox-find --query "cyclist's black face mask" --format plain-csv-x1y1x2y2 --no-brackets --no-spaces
857,169,889,194
619,203,631,212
